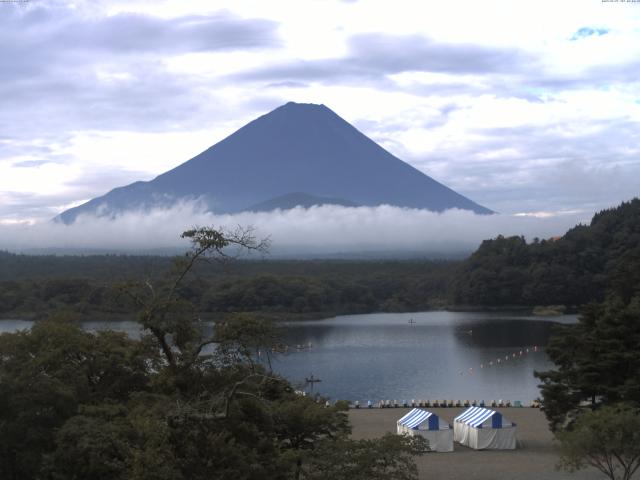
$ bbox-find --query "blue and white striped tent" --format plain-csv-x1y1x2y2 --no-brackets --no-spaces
397,409,453,452
453,407,516,450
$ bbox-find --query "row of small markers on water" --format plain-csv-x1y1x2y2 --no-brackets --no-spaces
292,393,542,409
352,399,541,409
265,345,540,360
458,345,539,376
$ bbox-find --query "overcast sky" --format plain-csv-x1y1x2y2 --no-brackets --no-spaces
1,0,639,229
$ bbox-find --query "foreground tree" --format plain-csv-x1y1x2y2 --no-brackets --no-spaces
536,291,640,479
535,294,640,430
45,404,137,480
303,434,429,480
0,314,151,480
556,404,640,480
0,226,425,479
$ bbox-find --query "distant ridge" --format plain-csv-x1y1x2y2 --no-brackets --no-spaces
57,102,492,223
247,192,359,212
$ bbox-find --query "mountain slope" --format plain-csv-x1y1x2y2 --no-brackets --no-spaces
246,193,358,212
58,102,492,223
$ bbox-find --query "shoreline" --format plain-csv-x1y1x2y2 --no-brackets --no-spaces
0,304,574,323
348,407,602,480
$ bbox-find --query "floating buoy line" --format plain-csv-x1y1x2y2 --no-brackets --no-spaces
458,346,540,376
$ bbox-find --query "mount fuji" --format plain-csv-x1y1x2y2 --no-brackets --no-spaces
57,102,492,223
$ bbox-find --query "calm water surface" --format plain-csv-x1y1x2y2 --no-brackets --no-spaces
273,311,576,404
0,311,576,404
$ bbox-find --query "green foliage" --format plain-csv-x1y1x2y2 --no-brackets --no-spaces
303,434,428,480
535,295,640,430
272,395,351,451
0,227,424,479
45,404,136,480
2,199,639,317
453,198,640,306
0,315,149,479
556,404,640,480
0,258,454,320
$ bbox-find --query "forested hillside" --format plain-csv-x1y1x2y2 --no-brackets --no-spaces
452,198,640,306
0,256,454,319
2,199,639,319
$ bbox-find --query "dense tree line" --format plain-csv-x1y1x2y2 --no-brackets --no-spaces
452,198,640,307
529,201,640,479
2,198,639,321
0,251,453,284
0,257,454,320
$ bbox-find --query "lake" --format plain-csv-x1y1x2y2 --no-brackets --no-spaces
0,311,576,404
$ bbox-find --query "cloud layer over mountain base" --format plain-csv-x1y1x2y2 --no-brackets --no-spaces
1,203,590,257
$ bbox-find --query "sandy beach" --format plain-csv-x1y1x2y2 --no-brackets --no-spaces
348,407,607,480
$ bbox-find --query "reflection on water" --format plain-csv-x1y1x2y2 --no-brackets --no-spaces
0,311,576,403
454,319,562,348
273,311,576,403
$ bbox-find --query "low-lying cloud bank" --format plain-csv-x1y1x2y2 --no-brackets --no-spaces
1,203,591,257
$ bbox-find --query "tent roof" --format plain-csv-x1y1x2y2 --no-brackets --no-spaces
397,408,436,429
454,406,502,428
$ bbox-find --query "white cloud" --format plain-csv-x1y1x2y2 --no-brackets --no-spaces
1,0,639,224
0,202,589,255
